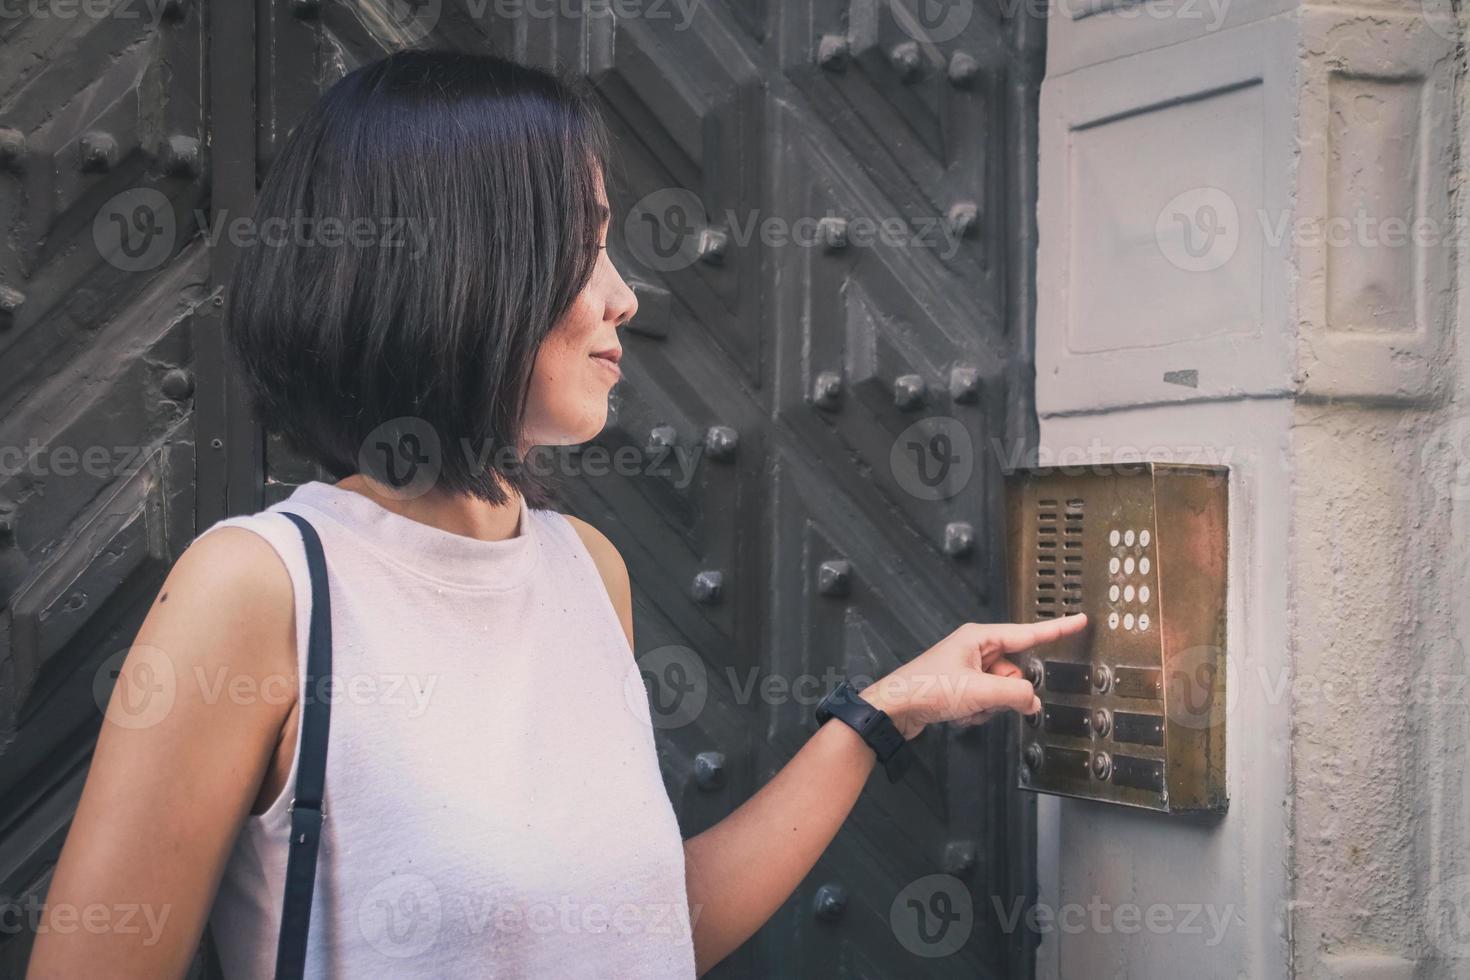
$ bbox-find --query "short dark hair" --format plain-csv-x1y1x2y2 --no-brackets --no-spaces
226,49,609,507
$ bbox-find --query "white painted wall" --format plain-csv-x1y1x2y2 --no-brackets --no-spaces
1032,1,1467,977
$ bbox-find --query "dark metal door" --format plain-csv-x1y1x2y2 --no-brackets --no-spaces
0,2,1044,977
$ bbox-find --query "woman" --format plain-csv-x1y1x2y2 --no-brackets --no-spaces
28,50,1085,978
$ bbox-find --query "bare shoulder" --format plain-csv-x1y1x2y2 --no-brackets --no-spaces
26,524,298,976
137,524,298,691
560,513,627,572
558,513,634,646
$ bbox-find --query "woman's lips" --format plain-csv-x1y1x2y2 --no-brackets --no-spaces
590,350,621,380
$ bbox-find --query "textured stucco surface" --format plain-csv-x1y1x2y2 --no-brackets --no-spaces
1033,0,1467,977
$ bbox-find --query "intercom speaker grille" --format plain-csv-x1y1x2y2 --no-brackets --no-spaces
1035,499,1058,619
1035,497,1085,620
1062,497,1084,614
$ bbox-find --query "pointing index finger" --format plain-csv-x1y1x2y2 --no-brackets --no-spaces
985,613,1088,658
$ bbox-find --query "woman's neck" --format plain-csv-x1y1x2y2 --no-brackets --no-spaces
333,474,524,542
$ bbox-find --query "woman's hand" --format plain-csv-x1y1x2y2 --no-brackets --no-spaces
859,613,1089,739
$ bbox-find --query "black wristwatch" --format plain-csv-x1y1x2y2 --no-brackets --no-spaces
815,680,914,783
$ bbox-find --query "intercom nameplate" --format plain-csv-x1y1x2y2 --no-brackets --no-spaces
1006,463,1228,814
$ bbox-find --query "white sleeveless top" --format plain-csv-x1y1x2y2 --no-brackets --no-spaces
201,481,695,978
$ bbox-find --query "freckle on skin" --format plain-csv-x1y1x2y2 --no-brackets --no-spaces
159,592,169,603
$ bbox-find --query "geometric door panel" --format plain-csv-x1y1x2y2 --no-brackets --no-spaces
0,5,207,976
0,2,1045,977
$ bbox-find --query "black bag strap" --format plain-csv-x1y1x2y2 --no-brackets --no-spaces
274,512,333,980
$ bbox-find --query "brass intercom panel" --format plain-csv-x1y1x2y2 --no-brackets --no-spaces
1006,463,1228,814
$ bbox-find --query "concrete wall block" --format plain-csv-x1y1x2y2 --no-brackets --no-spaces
1293,6,1458,403
1046,0,1456,79
1033,402,1292,979
1036,15,1301,417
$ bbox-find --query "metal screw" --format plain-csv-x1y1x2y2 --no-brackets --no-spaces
943,521,974,558
692,570,723,605
704,425,738,462
811,371,843,411
893,373,925,410
813,883,847,921
694,751,726,791
817,559,851,597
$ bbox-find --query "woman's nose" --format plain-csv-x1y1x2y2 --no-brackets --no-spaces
608,266,638,326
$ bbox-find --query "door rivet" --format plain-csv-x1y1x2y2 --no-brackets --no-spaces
692,570,723,604
811,371,843,411
817,559,851,597
943,521,975,558
79,131,118,173
949,364,981,403
893,373,925,410
813,883,847,921
817,35,849,71
694,751,726,790
889,41,921,80
704,425,738,462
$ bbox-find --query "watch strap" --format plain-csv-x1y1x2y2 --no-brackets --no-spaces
816,680,913,783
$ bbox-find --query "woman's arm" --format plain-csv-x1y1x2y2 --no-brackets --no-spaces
27,528,297,980
569,519,1086,977
679,617,1084,974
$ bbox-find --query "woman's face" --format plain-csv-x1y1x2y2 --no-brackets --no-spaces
522,174,638,447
